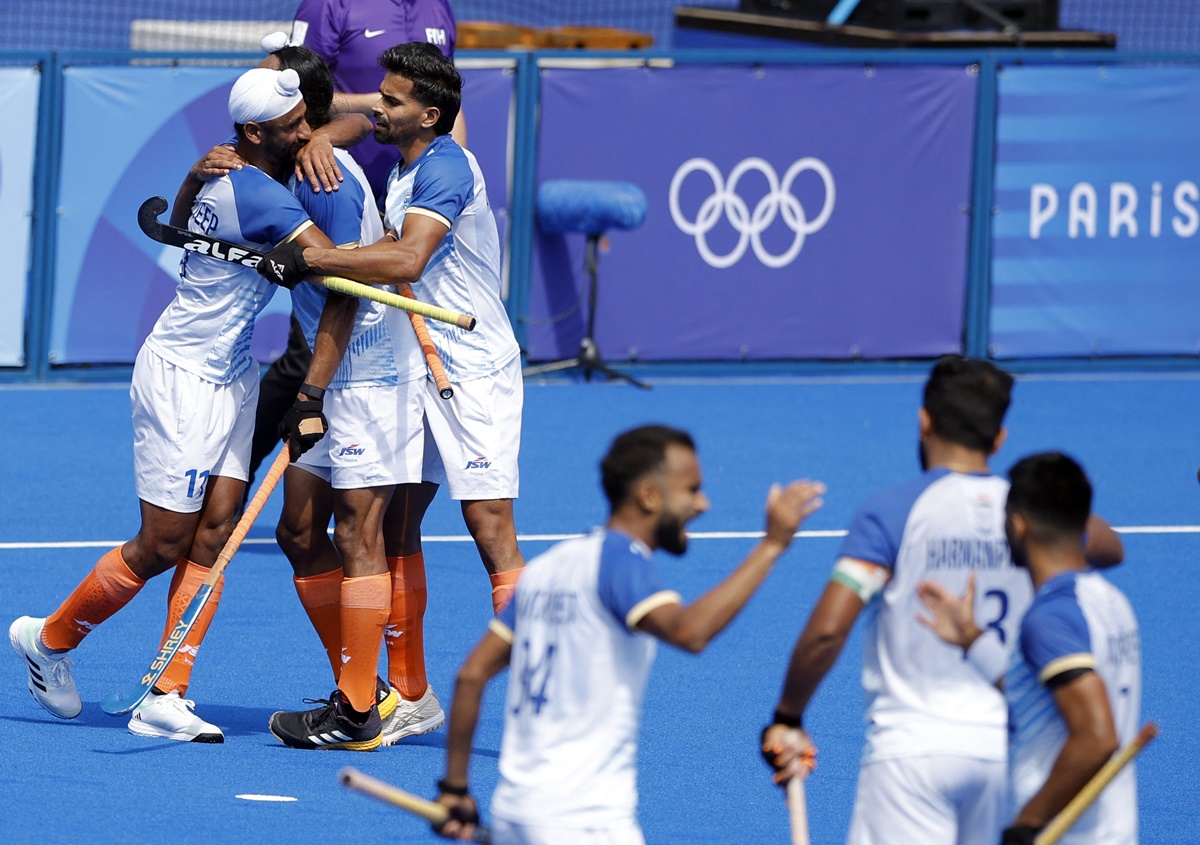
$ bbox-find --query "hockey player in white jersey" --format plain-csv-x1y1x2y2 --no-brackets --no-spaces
918,452,1140,845
763,356,1124,844
9,66,346,742
428,425,825,844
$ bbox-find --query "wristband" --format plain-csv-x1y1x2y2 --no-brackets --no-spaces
965,629,1007,683
773,708,802,729
437,778,469,796
299,383,326,401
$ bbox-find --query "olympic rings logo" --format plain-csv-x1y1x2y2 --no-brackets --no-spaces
668,157,836,269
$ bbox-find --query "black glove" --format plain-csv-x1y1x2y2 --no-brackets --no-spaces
430,792,479,838
256,240,309,289
278,398,327,461
1000,826,1040,845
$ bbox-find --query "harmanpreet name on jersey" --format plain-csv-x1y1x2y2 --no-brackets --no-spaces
925,538,1010,570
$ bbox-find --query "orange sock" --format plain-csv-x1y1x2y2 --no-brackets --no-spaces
489,567,523,615
155,560,225,696
337,573,390,713
294,568,345,683
385,554,428,701
42,546,146,651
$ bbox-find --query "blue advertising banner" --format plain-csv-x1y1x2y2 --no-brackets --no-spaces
0,66,39,367
49,65,262,366
526,64,978,362
49,63,513,366
991,65,1200,357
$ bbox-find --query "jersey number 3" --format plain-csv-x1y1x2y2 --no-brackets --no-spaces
982,588,1009,644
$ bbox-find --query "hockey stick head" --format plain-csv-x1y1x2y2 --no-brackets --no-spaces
137,196,170,241
100,688,149,715
137,195,264,267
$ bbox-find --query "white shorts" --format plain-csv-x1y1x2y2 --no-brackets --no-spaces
130,346,257,513
422,355,522,500
491,818,644,845
294,381,424,489
847,756,1006,845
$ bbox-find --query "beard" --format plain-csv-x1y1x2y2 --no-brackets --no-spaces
372,123,395,145
654,512,689,557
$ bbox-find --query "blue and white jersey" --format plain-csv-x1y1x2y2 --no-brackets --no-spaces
289,147,423,387
1006,572,1140,845
145,166,310,384
839,468,1030,764
383,135,520,381
488,529,682,828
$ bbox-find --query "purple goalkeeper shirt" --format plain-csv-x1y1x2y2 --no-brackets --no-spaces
291,0,457,197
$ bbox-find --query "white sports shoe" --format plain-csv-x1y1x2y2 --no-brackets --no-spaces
128,690,224,743
381,685,445,746
9,616,82,719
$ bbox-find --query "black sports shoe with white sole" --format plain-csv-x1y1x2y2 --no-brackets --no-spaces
269,690,381,751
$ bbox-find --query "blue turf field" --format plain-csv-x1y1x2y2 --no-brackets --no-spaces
2,375,1197,843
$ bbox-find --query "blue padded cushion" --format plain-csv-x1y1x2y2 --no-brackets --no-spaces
537,180,648,235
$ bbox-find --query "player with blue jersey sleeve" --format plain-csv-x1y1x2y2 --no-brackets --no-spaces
291,0,460,196
429,425,826,844
258,43,527,730
763,356,1124,845
242,0,464,501
9,67,349,743
918,453,1140,845
248,42,439,750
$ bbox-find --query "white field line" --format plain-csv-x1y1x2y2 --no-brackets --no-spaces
0,526,1192,550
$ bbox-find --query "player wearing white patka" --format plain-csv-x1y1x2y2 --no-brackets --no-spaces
1006,572,1140,844
431,425,826,845
289,145,425,487
8,66,347,747
137,166,311,509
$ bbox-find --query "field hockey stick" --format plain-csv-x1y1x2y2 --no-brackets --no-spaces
786,776,810,845
137,196,477,331
99,449,291,715
399,282,453,399
338,768,492,844
1034,722,1158,845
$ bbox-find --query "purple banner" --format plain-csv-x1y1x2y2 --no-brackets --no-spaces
526,64,978,362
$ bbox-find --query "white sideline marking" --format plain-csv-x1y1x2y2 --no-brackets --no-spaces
235,794,297,803
0,526,1191,550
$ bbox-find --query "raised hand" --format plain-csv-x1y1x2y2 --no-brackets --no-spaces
764,480,826,549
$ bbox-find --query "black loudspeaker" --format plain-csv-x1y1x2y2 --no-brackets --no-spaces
740,0,1058,31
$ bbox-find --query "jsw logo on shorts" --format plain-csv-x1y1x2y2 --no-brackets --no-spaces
338,444,365,457
669,156,836,269
465,456,491,470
